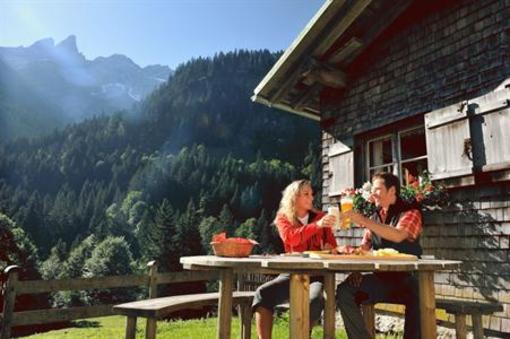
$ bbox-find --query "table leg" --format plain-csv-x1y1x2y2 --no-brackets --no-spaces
454,314,467,339
418,270,437,339
471,313,484,339
125,316,136,339
290,273,310,339
218,268,234,339
146,318,157,339
323,273,336,339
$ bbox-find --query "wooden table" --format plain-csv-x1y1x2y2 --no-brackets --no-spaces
180,255,461,339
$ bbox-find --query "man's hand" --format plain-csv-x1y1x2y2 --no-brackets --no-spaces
342,210,367,226
317,214,336,228
346,272,363,287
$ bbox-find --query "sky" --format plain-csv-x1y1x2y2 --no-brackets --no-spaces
0,0,325,69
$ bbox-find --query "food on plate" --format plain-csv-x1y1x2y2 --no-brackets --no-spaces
303,250,331,255
373,248,399,256
336,245,368,256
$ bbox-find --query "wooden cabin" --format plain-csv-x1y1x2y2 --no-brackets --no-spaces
253,0,510,335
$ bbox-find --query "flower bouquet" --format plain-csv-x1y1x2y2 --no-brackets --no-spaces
341,183,377,218
400,171,449,208
341,171,448,217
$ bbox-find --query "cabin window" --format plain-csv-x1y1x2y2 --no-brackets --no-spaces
365,125,427,185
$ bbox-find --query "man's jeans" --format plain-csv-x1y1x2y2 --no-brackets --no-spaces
337,272,421,339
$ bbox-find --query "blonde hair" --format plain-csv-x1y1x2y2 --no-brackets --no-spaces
276,179,312,225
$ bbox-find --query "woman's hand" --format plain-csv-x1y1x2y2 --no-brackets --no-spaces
323,243,335,252
317,214,336,228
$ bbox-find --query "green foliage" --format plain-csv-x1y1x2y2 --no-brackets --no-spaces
63,235,97,278
0,213,39,270
0,212,50,324
82,236,135,304
235,218,256,239
83,236,134,278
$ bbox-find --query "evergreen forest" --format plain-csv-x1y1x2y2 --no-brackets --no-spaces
0,50,322,309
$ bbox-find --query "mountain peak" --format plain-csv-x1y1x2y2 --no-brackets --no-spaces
30,38,55,49
56,35,78,53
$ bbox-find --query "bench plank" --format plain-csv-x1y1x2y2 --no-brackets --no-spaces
113,291,255,319
436,299,503,315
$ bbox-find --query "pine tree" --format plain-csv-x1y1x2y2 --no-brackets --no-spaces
174,200,203,259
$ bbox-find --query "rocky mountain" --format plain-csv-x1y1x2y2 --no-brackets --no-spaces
0,35,171,140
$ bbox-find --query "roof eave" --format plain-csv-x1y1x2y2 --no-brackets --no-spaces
251,94,321,121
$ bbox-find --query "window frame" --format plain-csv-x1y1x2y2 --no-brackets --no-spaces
362,122,427,185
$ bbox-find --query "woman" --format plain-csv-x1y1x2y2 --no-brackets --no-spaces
252,179,338,339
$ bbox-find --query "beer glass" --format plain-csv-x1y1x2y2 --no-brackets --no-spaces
327,206,340,229
340,196,353,229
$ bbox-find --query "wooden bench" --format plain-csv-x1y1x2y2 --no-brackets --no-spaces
361,299,503,339
113,291,255,339
436,298,503,339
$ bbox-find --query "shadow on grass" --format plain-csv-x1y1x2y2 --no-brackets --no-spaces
72,320,101,328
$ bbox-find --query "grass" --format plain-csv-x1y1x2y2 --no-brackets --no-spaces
23,314,349,339
23,314,402,338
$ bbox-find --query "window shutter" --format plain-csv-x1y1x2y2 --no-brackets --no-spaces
328,141,354,196
469,88,510,173
424,101,474,181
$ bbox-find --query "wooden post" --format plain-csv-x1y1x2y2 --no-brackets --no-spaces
471,313,484,339
323,273,336,339
236,272,246,291
125,316,137,339
454,314,467,339
239,302,252,339
361,304,376,339
218,268,234,339
146,261,158,339
418,270,437,339
236,272,248,338
1,265,20,339
147,260,158,299
289,273,310,339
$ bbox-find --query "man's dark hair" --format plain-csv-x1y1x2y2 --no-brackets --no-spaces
372,172,400,196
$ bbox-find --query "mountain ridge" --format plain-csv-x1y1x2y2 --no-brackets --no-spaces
0,35,172,140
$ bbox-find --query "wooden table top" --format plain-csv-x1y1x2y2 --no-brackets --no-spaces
180,255,461,272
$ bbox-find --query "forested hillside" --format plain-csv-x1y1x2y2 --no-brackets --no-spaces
0,51,321,307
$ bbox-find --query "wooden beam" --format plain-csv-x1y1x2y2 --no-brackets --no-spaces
12,305,115,326
317,68,346,88
293,83,322,111
328,37,364,64
16,274,148,294
313,0,373,57
1,266,19,339
301,59,347,89
268,66,305,103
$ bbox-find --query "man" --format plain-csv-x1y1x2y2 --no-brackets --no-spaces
337,172,422,339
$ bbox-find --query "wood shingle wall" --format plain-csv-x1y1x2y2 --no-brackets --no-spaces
321,0,509,141
423,185,510,333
